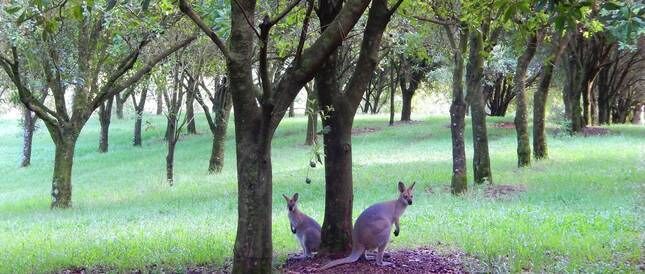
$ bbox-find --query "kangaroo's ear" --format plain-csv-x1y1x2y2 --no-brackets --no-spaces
293,193,299,202
409,181,416,190
282,194,290,202
398,181,405,193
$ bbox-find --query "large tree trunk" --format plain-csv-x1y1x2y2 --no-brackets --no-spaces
513,33,539,167
316,0,352,256
448,27,468,194
98,96,114,153
318,102,354,255
49,126,78,209
21,107,37,167
466,30,493,184
227,1,273,271
208,92,232,174
288,102,295,117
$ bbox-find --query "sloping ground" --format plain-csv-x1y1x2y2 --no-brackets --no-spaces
283,247,469,274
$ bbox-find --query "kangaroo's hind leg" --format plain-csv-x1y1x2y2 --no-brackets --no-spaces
375,244,393,266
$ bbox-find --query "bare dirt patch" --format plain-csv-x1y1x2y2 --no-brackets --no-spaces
580,126,611,136
425,184,527,200
550,126,612,137
391,120,423,127
493,122,515,129
484,184,527,199
352,127,382,136
283,247,467,273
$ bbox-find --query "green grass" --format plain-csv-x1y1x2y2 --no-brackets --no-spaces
0,113,642,273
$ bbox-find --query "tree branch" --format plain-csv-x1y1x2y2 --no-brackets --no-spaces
178,0,231,60
89,35,197,117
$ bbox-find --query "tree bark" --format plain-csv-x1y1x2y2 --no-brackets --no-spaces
208,91,232,174
466,30,493,184
49,127,78,209
186,84,197,134
98,96,114,153
447,26,468,194
513,33,539,167
315,0,351,255
115,94,125,119
400,90,412,121
21,107,37,167
316,0,393,255
533,33,567,160
132,83,148,146
288,102,295,117
156,89,163,115
166,136,176,185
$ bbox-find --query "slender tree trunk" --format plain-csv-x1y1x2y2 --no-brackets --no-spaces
534,34,567,159
98,97,114,153
156,89,163,115
21,107,36,167
133,87,148,146
449,27,468,194
50,128,78,209
115,95,125,119
186,87,197,134
400,90,412,121
166,141,176,185
304,87,318,146
582,82,591,126
133,113,143,146
513,33,539,167
632,104,643,125
466,30,493,184
389,64,396,126
208,93,232,173
166,118,177,185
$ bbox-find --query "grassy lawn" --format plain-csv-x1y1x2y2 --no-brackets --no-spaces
0,113,642,273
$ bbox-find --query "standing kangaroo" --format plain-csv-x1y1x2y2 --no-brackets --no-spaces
283,193,321,259
320,181,415,270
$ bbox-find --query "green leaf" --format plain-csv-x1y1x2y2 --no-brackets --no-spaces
44,19,59,33
4,5,22,15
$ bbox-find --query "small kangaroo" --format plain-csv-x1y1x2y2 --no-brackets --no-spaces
320,181,415,270
283,193,321,259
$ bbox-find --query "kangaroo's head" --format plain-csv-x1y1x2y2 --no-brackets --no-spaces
282,193,299,212
398,181,415,205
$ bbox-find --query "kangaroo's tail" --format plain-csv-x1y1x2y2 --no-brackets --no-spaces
319,245,365,270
